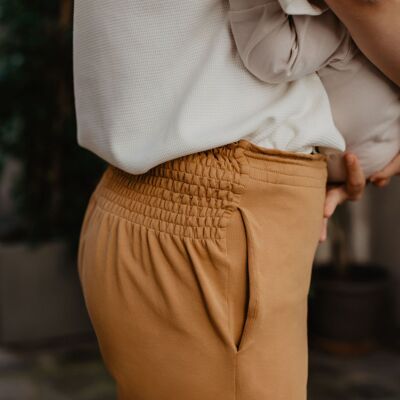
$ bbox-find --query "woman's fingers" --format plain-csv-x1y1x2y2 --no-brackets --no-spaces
344,152,366,200
321,152,366,242
369,152,400,186
324,152,366,218
321,184,355,243
373,177,391,188
324,185,348,218
319,217,329,242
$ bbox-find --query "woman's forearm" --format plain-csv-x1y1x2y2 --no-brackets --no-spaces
324,0,400,85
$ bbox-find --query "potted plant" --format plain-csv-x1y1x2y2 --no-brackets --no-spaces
0,0,106,345
308,202,395,355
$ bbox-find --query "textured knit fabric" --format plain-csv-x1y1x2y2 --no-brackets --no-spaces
72,0,345,175
77,139,328,399
278,0,328,15
229,0,400,181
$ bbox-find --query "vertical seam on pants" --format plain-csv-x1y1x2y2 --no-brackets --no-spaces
234,206,259,400
222,145,252,400
234,348,238,400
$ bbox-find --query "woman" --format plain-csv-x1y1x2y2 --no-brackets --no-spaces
324,0,400,189
74,1,376,399
321,0,400,242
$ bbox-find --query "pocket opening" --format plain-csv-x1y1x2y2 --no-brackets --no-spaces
225,206,257,353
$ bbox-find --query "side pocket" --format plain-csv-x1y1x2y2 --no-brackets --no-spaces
225,206,257,352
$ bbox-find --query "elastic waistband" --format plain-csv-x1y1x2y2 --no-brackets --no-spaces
234,139,327,187
91,140,327,239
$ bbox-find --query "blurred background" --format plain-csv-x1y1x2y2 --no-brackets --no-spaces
0,1,399,399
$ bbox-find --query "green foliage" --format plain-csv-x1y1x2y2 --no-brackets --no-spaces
0,0,106,256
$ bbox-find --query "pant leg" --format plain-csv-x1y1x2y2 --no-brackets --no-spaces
232,140,328,400
77,143,248,400
76,139,327,400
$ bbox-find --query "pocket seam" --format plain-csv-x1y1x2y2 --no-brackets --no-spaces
233,207,258,353
223,203,258,353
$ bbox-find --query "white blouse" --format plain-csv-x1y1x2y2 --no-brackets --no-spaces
73,0,345,175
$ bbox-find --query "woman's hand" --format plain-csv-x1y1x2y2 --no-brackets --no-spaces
369,152,400,188
319,153,366,242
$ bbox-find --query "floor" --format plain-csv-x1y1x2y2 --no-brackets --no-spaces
308,346,400,400
0,339,115,400
0,339,399,400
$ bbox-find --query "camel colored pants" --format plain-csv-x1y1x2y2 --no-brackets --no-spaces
77,139,327,400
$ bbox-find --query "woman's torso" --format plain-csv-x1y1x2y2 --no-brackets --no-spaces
73,0,345,174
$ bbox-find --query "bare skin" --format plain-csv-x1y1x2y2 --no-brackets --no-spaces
320,153,366,242
370,154,400,187
321,151,400,242
324,0,400,86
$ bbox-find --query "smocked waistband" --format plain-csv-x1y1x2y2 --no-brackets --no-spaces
91,139,327,239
